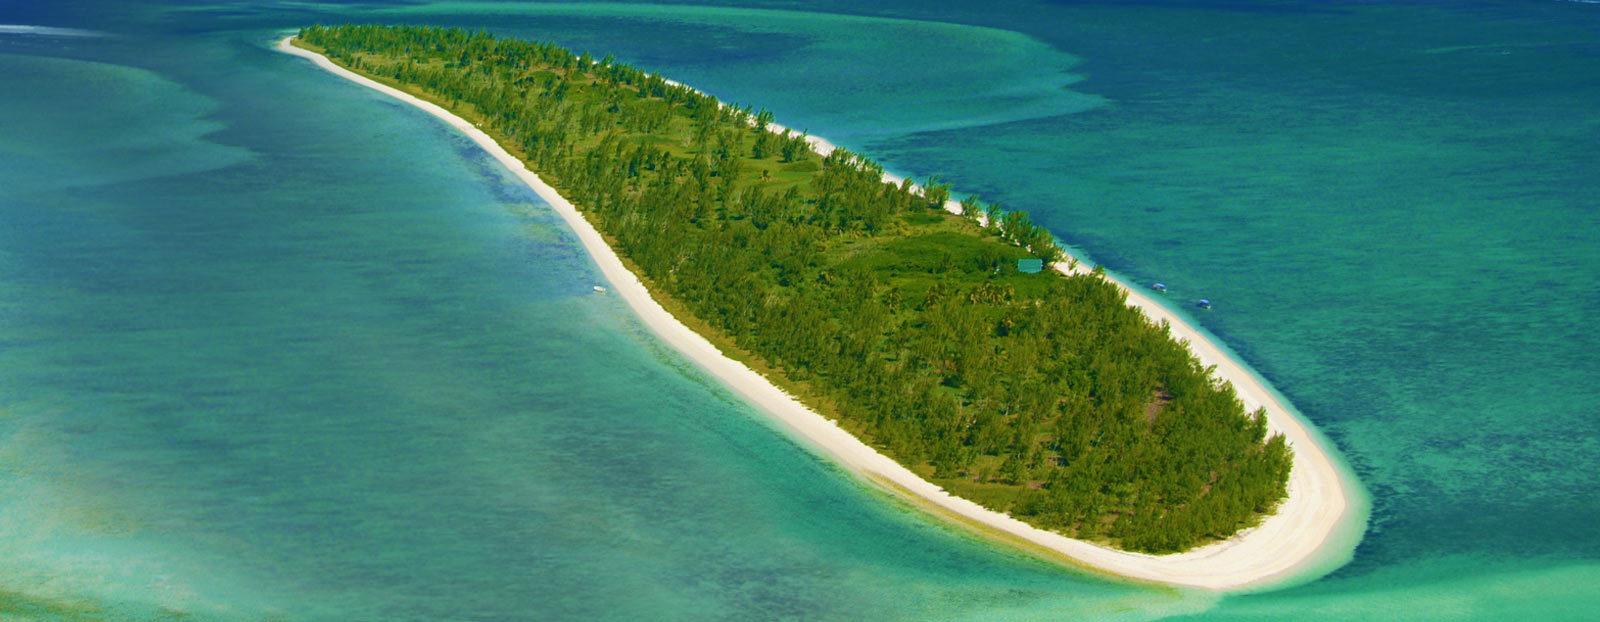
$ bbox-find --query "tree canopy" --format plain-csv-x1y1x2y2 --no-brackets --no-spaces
296,24,1291,553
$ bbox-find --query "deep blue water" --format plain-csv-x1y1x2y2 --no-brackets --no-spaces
1,1,1596,620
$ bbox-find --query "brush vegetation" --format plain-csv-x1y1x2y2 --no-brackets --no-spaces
296,24,1291,553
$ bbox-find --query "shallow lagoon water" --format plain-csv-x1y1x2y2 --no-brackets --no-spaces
1,1,1597,620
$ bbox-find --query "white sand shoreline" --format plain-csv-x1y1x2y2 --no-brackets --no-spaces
276,35,1363,591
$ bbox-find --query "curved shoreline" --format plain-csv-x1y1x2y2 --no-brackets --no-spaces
276,35,1363,590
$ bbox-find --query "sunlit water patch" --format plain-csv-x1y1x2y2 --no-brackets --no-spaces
340,2,1107,144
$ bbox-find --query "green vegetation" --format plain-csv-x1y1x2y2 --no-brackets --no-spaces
296,24,1290,553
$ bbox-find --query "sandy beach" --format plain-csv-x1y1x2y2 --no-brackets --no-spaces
277,35,1362,590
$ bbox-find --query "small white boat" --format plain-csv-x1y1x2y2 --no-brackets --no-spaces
593,285,607,293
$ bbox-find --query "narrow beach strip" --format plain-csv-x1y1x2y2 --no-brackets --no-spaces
276,35,1362,590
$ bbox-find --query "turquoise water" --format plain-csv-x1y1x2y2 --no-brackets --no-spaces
1,1,1596,619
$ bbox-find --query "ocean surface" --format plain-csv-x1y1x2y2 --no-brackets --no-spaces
1,0,1596,619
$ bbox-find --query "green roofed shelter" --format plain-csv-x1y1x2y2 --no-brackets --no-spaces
1017,258,1044,274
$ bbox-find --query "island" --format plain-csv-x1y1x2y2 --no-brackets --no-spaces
278,24,1357,589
